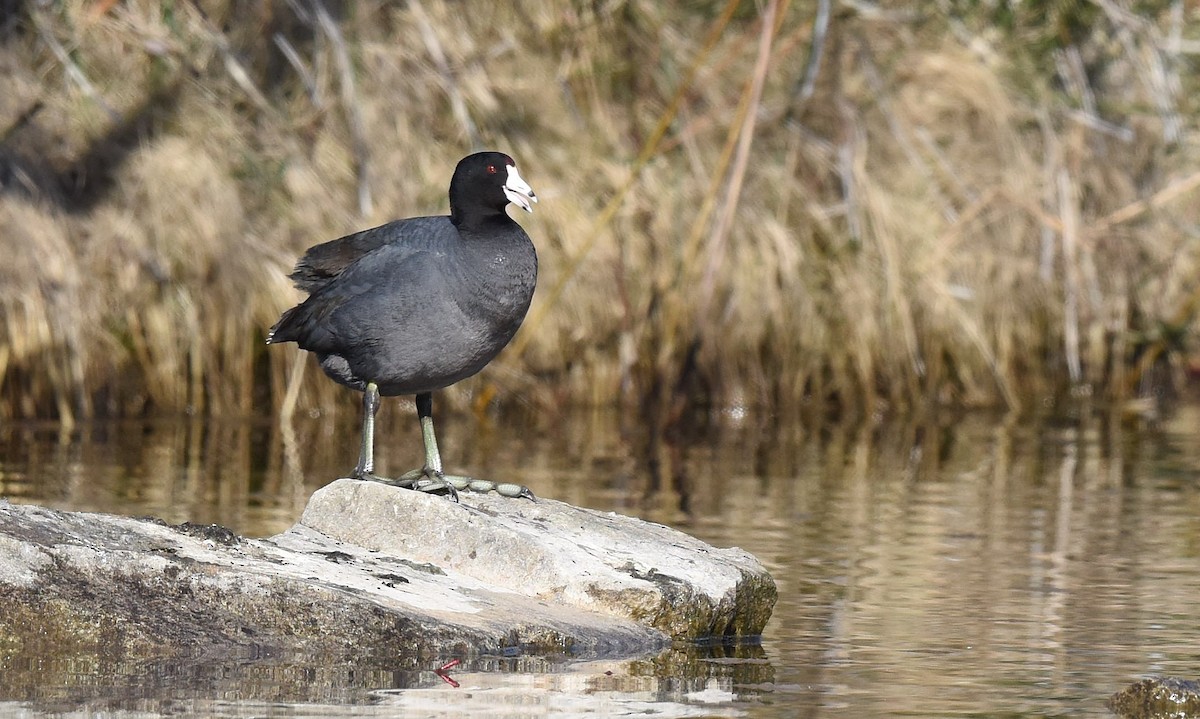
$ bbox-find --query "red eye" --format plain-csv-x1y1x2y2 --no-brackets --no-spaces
486,165,497,174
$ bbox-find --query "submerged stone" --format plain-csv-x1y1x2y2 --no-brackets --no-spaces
1108,677,1200,718
0,480,776,662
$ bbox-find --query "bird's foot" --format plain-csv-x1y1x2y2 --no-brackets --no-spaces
352,467,459,501
352,467,534,501
399,468,535,501
393,467,460,502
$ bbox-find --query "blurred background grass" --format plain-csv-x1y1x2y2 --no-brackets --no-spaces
0,0,1197,430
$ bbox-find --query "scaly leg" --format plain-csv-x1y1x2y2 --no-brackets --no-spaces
351,382,385,480
351,386,454,499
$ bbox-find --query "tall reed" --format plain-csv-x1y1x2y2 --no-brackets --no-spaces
0,1,1196,426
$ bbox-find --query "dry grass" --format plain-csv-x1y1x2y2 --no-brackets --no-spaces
0,1,1197,427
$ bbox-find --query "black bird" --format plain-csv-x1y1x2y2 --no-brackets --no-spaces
268,152,538,500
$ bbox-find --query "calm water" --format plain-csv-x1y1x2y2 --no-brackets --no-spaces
1,401,1199,718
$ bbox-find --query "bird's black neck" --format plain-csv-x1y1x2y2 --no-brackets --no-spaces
451,207,515,234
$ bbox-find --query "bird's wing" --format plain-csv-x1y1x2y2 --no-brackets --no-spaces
268,219,456,350
287,215,451,292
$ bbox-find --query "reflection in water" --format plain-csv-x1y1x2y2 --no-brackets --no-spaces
1,403,1200,717
0,417,311,534
0,645,773,718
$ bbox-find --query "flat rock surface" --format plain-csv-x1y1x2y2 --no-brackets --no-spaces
0,479,776,661
302,479,776,638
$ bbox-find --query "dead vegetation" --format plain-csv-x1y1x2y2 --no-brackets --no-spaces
0,0,1197,428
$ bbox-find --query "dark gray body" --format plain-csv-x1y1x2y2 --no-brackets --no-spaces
269,214,537,397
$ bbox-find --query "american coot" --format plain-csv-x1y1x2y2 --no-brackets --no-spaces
268,152,538,501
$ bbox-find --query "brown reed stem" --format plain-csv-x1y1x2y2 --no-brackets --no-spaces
697,0,785,321
410,0,481,147
31,9,119,121
506,0,744,361
314,0,373,218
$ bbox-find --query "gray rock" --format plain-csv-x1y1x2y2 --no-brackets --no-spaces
0,479,776,661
